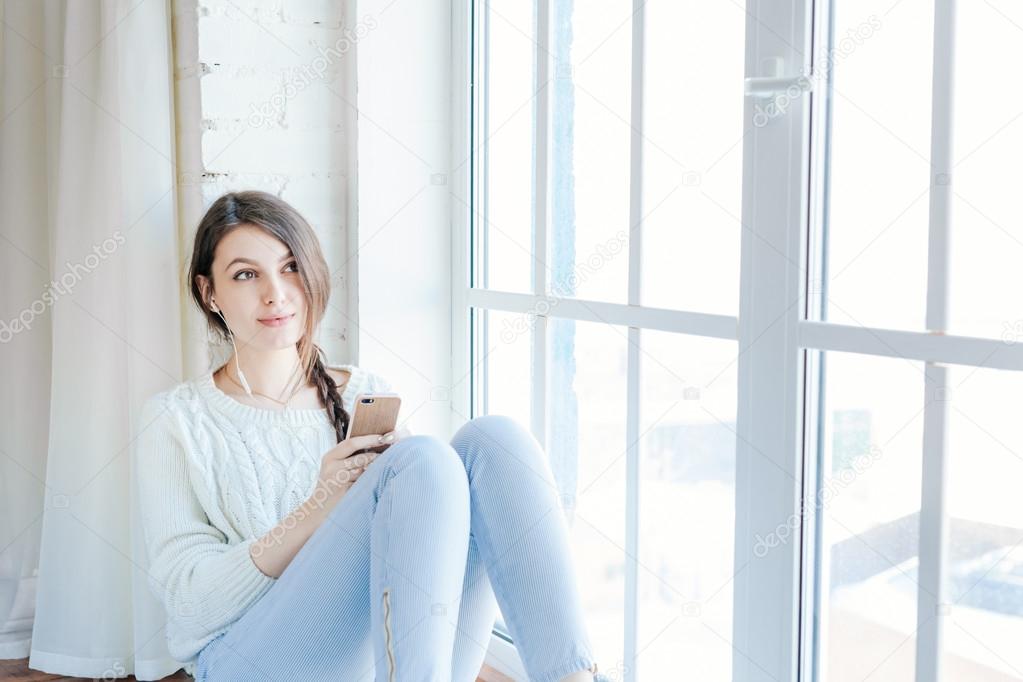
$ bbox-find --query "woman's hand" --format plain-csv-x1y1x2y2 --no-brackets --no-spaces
386,426,412,443
305,427,412,518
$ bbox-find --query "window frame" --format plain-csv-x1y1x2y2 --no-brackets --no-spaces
451,1,1020,680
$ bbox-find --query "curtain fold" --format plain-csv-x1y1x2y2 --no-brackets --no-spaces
1,1,188,678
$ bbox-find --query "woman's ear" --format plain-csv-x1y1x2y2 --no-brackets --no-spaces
196,275,215,311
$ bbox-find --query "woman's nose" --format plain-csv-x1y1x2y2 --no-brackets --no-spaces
263,272,288,305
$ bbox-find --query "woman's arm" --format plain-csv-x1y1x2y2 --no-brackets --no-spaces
248,495,331,578
249,370,412,578
135,394,276,640
251,426,409,578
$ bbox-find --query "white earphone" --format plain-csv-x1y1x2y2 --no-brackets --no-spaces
211,296,253,396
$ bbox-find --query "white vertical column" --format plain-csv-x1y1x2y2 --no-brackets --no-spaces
804,2,833,677
917,362,951,682
733,1,813,680
451,0,474,431
916,1,956,680
478,0,491,420
531,0,551,447
623,1,645,679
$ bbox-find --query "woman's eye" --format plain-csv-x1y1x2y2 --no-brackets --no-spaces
233,262,297,281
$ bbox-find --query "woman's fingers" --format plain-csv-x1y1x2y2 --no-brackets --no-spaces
384,427,412,442
326,434,385,462
344,450,381,471
351,433,391,454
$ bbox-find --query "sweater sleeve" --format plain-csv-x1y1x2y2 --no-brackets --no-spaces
134,393,277,642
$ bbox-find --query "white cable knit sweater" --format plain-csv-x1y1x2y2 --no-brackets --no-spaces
133,363,394,676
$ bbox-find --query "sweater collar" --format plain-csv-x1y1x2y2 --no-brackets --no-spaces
195,363,360,426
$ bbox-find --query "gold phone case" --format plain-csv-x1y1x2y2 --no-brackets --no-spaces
345,393,401,454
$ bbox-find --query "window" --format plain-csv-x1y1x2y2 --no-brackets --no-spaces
453,1,1023,680
459,1,744,678
810,1,1023,680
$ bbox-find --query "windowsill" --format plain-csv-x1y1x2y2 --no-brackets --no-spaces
482,630,529,681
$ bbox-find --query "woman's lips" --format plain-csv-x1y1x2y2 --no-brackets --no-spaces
258,313,295,328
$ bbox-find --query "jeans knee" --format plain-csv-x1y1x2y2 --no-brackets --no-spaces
454,414,529,444
453,414,536,455
451,415,552,482
385,434,467,489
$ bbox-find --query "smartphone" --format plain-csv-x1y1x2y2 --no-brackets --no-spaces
345,393,402,454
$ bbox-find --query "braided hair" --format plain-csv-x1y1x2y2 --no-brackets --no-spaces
310,346,350,444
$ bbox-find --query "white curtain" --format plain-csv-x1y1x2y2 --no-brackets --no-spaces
1,1,191,678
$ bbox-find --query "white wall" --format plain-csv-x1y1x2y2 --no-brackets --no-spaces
172,0,456,436
172,0,357,377
355,0,455,438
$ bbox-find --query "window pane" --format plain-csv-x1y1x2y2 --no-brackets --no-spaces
943,366,1023,679
548,317,628,669
480,308,532,430
948,3,1023,340
815,351,925,681
823,1,933,331
479,307,532,642
639,0,744,315
636,331,737,679
548,1,632,304
482,2,535,294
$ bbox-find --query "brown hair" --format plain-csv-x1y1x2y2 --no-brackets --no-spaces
187,190,350,443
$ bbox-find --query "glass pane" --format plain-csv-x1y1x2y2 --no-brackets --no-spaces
948,3,1023,340
636,331,738,679
822,1,933,331
548,317,629,669
481,308,532,430
483,2,535,294
815,351,925,681
943,366,1023,679
478,306,532,639
639,0,743,315
548,1,632,304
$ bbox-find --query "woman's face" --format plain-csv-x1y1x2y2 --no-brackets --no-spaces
205,224,308,350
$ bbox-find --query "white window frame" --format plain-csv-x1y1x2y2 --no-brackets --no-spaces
451,1,1014,680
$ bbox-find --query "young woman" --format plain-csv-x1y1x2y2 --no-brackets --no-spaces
134,190,602,681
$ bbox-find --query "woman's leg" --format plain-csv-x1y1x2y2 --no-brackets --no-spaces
195,434,473,682
447,531,501,680
447,415,597,682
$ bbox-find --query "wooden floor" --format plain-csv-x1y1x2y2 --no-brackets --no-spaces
0,658,189,680
0,657,508,681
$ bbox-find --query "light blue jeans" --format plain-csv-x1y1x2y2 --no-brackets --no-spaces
194,415,597,681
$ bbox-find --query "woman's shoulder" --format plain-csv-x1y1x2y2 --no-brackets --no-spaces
325,363,353,388
325,363,393,396
140,374,211,423
134,380,209,455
